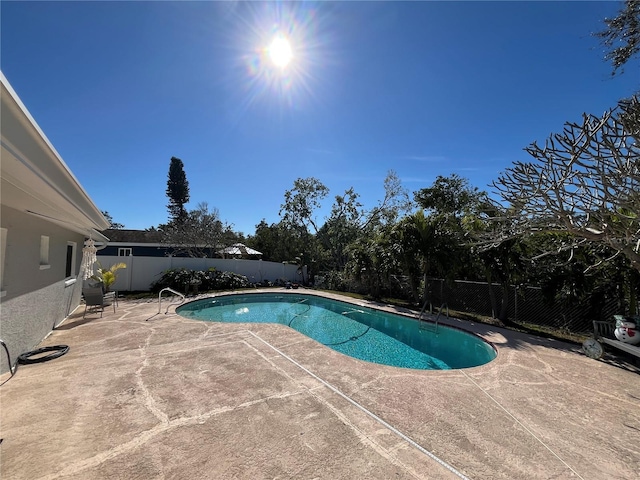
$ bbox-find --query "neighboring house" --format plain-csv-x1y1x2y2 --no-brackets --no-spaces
98,229,168,257
97,230,298,292
0,72,110,375
97,229,221,258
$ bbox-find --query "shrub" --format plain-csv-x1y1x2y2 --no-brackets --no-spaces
151,268,251,293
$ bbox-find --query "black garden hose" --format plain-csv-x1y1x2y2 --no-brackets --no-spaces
17,345,69,364
288,302,311,326
1,342,69,387
0,339,16,378
324,326,372,346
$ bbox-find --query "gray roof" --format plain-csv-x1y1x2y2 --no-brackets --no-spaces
101,229,163,244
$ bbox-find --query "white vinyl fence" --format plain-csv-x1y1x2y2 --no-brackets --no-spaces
95,256,306,292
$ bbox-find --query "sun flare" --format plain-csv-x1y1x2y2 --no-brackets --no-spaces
238,2,325,110
268,35,293,68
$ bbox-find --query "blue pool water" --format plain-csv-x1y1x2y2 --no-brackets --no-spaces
177,293,496,370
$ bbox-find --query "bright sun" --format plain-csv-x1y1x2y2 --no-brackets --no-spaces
268,35,293,68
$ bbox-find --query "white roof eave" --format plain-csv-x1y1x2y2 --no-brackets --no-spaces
0,71,110,235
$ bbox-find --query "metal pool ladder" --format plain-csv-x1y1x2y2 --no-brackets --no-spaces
418,301,449,333
157,287,186,314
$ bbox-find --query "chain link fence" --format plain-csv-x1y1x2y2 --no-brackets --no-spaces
425,278,621,334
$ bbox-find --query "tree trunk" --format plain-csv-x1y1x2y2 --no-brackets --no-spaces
629,272,639,315
499,283,510,323
622,245,640,275
485,270,498,319
422,273,429,305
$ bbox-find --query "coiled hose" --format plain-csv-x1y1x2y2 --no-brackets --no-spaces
1,339,69,385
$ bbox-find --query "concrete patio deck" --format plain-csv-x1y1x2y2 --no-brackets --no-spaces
1,289,638,479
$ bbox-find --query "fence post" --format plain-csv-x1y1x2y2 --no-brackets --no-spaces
126,255,133,291
514,285,518,323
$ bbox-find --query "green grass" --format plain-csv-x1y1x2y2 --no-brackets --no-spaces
511,321,589,344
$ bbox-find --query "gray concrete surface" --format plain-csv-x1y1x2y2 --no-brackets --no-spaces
1,289,638,479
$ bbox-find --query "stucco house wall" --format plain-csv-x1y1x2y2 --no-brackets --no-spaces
0,205,87,372
1,72,109,374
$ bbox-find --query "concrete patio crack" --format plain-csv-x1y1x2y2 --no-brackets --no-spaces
460,370,586,480
136,329,170,425
32,389,307,480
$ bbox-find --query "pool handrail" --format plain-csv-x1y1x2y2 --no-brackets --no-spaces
418,300,448,333
434,303,449,325
157,287,186,315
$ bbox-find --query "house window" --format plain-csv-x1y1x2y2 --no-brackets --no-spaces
40,235,50,269
1,228,7,296
118,248,132,257
66,242,77,277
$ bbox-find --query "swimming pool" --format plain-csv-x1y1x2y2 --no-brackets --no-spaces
177,293,496,370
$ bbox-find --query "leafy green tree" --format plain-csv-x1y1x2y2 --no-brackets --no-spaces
391,214,425,302
392,174,530,312
363,170,413,229
394,209,468,302
247,220,276,260
413,174,487,279
248,219,306,264
278,177,330,282
414,174,485,218
529,236,640,318
595,0,640,77
279,177,329,234
317,187,364,271
166,157,190,224
319,171,411,273
463,199,536,321
346,230,401,300
477,235,531,322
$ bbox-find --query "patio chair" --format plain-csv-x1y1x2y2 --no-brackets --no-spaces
82,287,116,318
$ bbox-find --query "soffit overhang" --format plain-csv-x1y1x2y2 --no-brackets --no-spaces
1,72,110,239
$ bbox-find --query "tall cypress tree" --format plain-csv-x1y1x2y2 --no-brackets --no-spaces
166,157,190,224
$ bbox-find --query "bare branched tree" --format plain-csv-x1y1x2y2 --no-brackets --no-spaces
489,97,640,272
160,202,234,258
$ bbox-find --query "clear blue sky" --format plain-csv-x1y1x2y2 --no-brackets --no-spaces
2,1,636,236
